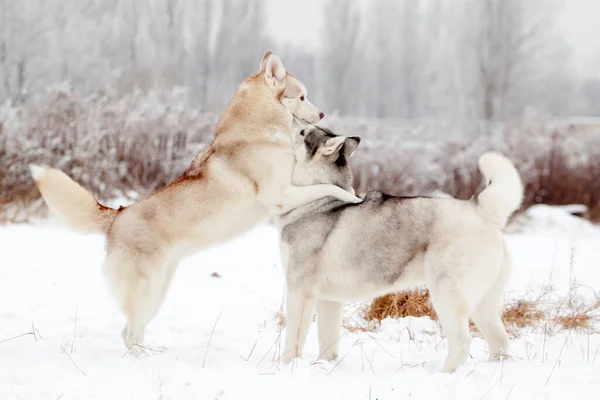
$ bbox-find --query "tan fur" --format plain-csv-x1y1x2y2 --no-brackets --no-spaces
30,50,361,354
29,166,118,234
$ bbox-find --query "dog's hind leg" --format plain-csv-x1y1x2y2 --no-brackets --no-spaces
109,255,177,356
317,299,343,361
471,254,511,360
429,283,472,373
470,294,509,361
281,289,317,364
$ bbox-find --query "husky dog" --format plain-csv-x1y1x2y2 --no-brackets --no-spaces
276,127,523,373
29,51,361,354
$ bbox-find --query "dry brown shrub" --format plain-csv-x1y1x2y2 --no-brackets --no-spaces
342,319,381,333
0,88,217,223
357,287,599,337
552,297,600,331
341,120,600,219
362,290,546,337
363,289,437,323
275,310,286,329
587,204,600,223
3,99,600,225
501,299,545,329
342,302,382,333
273,286,598,337
554,314,592,330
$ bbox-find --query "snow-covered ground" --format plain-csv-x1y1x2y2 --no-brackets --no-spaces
1,206,600,400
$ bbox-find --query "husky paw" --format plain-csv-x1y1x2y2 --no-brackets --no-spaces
280,352,297,365
318,351,339,362
310,358,335,371
153,345,168,353
349,195,363,204
126,345,148,358
489,349,509,362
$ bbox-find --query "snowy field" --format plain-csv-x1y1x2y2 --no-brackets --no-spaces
1,205,600,400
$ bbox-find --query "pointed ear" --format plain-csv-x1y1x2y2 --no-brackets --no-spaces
258,50,273,73
344,136,361,158
264,54,286,88
319,136,346,156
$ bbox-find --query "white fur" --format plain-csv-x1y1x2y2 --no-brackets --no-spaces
281,96,322,125
319,136,346,156
477,152,523,228
29,164,47,181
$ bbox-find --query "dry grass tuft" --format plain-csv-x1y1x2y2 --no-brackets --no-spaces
501,299,545,329
552,297,600,331
363,289,437,323
342,319,381,333
554,313,591,330
272,287,599,338
342,302,381,333
359,287,599,337
274,310,286,329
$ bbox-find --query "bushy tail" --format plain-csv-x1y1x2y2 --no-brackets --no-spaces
476,152,523,229
29,165,117,234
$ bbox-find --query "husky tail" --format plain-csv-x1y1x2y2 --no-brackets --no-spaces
29,165,118,234
476,152,523,229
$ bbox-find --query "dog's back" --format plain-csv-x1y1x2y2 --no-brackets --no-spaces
282,191,437,298
282,183,519,297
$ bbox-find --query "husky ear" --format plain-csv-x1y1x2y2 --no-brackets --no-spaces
319,136,346,157
259,50,273,73
344,136,361,158
263,53,286,88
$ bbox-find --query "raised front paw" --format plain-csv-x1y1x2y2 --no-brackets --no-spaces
349,195,363,203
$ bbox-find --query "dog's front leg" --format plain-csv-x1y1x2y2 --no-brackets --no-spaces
317,299,343,361
281,288,317,364
276,184,361,214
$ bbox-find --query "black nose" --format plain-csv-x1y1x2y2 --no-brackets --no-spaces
300,129,305,137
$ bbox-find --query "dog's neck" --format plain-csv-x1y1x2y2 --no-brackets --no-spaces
274,192,349,230
214,79,293,143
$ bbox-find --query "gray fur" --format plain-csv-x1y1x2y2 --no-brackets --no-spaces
281,192,436,288
276,126,523,373
279,127,437,293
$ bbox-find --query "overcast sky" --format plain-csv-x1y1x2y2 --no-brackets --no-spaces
266,0,600,79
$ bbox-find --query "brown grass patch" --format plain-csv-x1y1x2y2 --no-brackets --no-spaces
552,297,600,331
275,311,286,329
363,289,437,323
554,314,591,330
358,288,599,336
501,300,545,329
273,288,599,337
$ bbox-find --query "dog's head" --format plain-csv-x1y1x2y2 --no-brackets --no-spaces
258,50,324,125
291,126,361,193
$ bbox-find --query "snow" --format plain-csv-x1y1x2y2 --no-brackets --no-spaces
1,207,600,400
508,204,599,237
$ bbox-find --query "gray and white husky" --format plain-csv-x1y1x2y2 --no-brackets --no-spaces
276,127,523,373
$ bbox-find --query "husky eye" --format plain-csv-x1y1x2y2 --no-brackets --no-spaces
300,96,305,101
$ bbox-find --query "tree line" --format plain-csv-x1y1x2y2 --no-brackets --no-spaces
1,0,598,120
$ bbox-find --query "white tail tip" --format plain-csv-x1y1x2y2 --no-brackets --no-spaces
29,164,48,181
